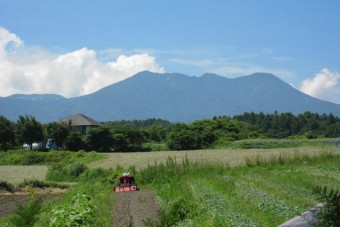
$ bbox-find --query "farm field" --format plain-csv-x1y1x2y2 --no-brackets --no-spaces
0,166,48,184
139,150,340,226
0,147,339,226
89,146,339,169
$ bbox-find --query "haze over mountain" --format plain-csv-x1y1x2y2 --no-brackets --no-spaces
1,71,340,123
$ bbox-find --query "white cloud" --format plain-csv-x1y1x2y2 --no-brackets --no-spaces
300,68,340,104
0,27,164,98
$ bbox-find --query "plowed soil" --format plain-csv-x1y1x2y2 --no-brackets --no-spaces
0,188,66,217
113,189,159,227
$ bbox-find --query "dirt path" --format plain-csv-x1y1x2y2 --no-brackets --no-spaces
113,189,159,227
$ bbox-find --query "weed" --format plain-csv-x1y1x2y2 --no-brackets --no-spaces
10,190,44,227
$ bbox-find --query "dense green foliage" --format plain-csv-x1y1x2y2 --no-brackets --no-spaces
65,131,85,151
140,152,340,226
104,118,171,130
86,127,114,152
50,192,97,227
0,116,16,150
16,115,44,150
167,118,259,150
1,112,340,151
46,122,69,147
234,111,340,138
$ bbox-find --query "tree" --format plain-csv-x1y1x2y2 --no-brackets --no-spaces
46,122,69,148
147,125,167,142
113,127,146,152
112,133,129,152
86,127,113,152
65,131,85,151
167,123,198,150
0,116,16,150
16,115,44,150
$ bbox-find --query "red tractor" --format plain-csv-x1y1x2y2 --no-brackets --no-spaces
114,173,138,192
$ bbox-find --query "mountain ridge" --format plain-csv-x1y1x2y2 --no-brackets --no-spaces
1,71,340,122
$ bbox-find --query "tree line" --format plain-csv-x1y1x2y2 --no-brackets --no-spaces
0,111,339,152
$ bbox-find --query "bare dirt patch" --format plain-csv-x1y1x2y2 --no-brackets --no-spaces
0,187,67,217
114,189,159,227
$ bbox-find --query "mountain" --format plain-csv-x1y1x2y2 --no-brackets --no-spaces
1,71,340,122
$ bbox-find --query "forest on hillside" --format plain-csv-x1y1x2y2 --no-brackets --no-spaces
1,111,340,152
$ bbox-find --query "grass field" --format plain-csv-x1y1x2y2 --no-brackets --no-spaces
0,166,48,184
88,146,339,169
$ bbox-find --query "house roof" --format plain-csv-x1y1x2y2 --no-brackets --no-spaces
61,114,102,127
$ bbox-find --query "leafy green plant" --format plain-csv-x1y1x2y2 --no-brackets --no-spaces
314,186,340,226
50,192,97,227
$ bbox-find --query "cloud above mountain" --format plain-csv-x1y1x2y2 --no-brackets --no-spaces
300,68,340,104
0,27,164,97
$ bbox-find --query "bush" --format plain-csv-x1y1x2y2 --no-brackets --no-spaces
315,186,340,226
22,152,46,165
47,161,88,182
67,161,88,178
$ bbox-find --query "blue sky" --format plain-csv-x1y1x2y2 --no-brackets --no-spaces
1,0,340,103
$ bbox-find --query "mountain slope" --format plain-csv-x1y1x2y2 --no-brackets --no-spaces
1,71,340,122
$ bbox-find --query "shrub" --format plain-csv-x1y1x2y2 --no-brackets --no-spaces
315,186,340,226
67,161,88,177
22,152,46,165
47,161,88,182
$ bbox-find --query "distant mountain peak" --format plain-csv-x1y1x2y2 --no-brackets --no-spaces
1,71,340,123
